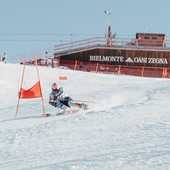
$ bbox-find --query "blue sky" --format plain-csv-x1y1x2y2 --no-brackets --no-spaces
0,0,170,62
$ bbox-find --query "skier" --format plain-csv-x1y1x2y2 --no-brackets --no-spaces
0,51,7,64
49,82,87,110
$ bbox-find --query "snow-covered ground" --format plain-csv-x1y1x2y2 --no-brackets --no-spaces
0,63,170,170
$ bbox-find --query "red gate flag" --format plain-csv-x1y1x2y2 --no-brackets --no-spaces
19,81,42,99
16,52,46,118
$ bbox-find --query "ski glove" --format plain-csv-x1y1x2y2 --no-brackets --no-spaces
49,101,57,107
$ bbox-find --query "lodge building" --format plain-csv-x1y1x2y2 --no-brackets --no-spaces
52,33,170,78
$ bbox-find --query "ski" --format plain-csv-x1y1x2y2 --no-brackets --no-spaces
42,102,88,118
41,109,80,117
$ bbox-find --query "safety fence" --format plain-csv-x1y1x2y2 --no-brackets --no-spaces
59,60,170,78
22,58,169,78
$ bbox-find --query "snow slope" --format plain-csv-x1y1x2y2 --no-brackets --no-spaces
0,63,170,170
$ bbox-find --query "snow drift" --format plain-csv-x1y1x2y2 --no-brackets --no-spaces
0,63,170,170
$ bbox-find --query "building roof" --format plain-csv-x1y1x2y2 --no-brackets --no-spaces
136,33,166,39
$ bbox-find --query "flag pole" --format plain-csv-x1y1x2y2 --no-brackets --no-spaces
15,60,26,118
34,52,46,115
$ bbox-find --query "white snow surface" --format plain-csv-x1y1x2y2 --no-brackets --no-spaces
0,63,170,170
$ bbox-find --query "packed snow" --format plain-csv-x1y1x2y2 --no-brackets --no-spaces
0,63,170,170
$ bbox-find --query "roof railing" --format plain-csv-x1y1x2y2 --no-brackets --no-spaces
54,37,170,57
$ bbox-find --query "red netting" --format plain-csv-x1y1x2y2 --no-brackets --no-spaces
60,60,169,78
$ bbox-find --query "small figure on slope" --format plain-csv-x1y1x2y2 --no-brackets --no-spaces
49,83,87,111
0,51,7,64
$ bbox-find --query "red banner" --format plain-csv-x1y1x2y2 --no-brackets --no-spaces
59,76,67,80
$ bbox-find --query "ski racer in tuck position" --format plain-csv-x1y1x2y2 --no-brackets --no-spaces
49,83,88,111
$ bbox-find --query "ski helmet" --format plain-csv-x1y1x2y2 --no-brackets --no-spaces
52,83,58,90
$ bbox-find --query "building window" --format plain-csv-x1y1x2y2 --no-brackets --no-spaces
144,36,149,39
152,37,157,40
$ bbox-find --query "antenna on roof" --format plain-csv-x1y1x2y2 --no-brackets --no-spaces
104,10,111,37
144,25,149,33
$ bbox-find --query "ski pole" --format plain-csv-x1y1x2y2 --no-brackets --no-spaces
74,100,98,104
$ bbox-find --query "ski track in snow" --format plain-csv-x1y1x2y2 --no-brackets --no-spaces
0,64,170,170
